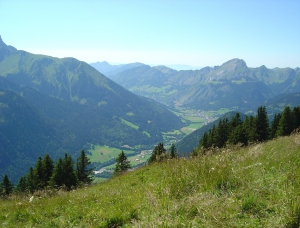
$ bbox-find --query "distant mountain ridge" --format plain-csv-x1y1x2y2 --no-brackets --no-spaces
90,61,145,78
101,58,300,112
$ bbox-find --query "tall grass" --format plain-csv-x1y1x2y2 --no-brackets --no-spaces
1,133,300,227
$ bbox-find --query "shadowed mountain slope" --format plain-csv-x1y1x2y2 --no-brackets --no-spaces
0,36,184,182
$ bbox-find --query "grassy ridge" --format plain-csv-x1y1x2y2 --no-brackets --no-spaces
1,133,300,227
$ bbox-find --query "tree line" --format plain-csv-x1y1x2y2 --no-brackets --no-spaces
0,150,93,197
196,106,300,155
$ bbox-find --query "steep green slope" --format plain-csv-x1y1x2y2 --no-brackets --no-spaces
0,80,162,182
0,90,61,182
1,133,300,227
0,36,183,142
0,36,184,181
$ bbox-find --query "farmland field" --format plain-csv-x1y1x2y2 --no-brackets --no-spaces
89,145,135,163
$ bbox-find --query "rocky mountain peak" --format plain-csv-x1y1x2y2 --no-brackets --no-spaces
221,58,247,70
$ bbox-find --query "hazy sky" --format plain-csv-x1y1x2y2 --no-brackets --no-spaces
1,0,300,68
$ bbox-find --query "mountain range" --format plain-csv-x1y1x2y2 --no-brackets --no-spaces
96,59,300,112
0,36,184,182
1,34,300,182
89,61,202,77
89,59,300,155
90,61,145,78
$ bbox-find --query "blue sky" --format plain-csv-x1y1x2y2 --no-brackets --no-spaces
1,0,300,68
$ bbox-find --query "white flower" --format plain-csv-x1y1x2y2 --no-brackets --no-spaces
29,196,34,202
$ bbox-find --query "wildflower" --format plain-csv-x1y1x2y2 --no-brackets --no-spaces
29,196,34,202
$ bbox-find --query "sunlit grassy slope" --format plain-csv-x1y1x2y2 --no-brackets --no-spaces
1,133,300,227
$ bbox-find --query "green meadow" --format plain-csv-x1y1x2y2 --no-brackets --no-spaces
88,145,150,170
88,145,129,163
2,133,300,227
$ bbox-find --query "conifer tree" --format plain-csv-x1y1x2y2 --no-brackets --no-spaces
114,151,131,175
214,118,229,148
230,113,243,129
50,158,64,188
199,132,209,149
243,115,257,142
276,106,294,136
270,113,281,139
228,124,247,146
255,106,269,142
292,107,300,129
169,143,177,159
34,157,44,189
15,176,27,193
76,149,94,184
51,154,78,190
50,158,64,187
207,125,216,148
148,142,166,163
0,175,14,197
42,154,54,188
26,167,37,194
62,154,78,190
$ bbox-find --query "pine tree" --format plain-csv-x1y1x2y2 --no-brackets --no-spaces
0,175,14,197
26,167,37,194
76,149,94,185
114,151,131,175
15,176,27,193
199,132,209,149
148,142,166,163
51,154,78,190
207,125,216,148
228,124,248,146
34,156,44,189
214,118,229,148
42,154,54,188
169,143,177,159
50,158,64,188
230,113,243,129
255,106,269,142
243,115,257,143
292,107,300,129
270,113,281,139
62,154,78,190
276,106,294,136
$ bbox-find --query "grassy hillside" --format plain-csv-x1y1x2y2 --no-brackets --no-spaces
1,133,300,227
